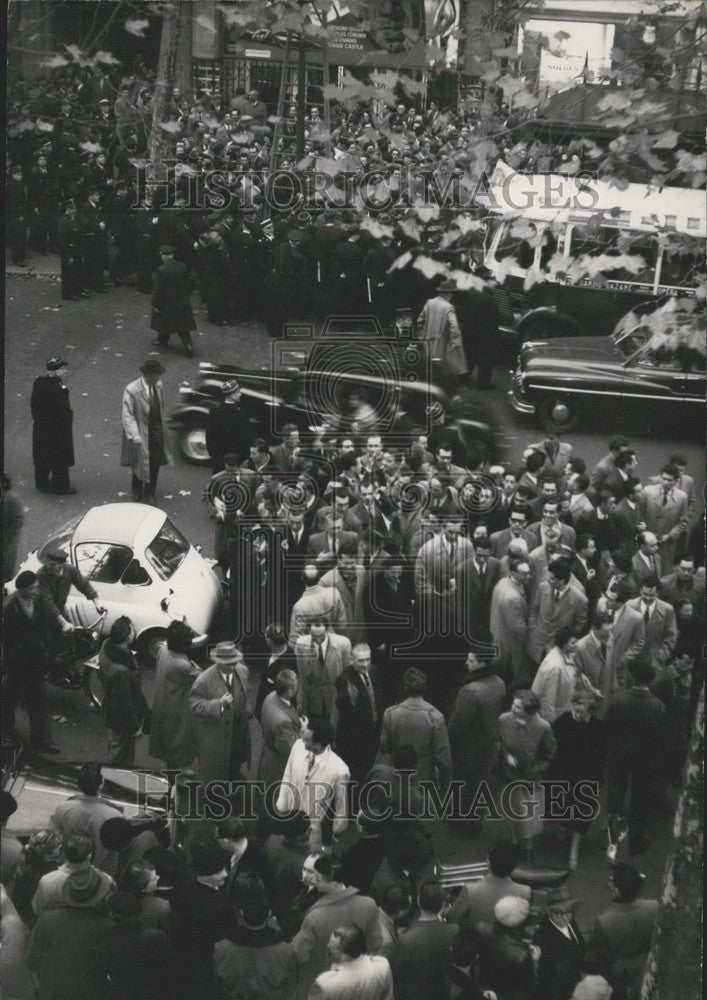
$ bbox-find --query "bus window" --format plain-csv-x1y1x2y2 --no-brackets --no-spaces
569,226,657,284
658,244,705,290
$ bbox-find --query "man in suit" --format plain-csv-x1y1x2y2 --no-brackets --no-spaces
528,434,573,476
290,855,382,1000
120,359,171,504
577,491,618,555
599,551,639,606
590,435,630,494
295,620,352,723
313,488,363,535
453,535,501,637
320,542,368,646
627,577,678,669
486,470,519,533
308,513,359,560
660,555,705,619
393,882,459,1000
490,505,535,559
517,449,545,496
526,498,576,551
590,863,659,998
603,582,646,697
605,659,665,855
216,817,274,904
258,670,303,787
572,533,600,608
149,244,196,356
643,464,689,573
31,356,76,495
188,642,251,785
573,611,614,712
631,531,662,587
528,560,588,667
334,643,383,806
362,556,415,708
602,448,638,499
270,423,312,473
310,924,393,1000
567,473,595,521
613,477,646,555
380,668,452,787
526,475,561,524
490,558,531,685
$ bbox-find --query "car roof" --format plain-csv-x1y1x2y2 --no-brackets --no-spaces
72,503,166,550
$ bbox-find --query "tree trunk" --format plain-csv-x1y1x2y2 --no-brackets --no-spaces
147,0,183,189
641,685,704,999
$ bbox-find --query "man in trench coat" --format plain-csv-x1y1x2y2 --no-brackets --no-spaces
416,280,469,378
148,623,202,769
31,357,76,495
189,641,251,785
150,244,196,356
120,359,172,504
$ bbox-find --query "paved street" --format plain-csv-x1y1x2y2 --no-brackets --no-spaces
5,270,701,925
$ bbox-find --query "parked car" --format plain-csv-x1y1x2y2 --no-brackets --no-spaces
2,755,170,841
510,298,705,433
6,504,222,665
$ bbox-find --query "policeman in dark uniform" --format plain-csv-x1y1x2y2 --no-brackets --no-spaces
134,199,161,293
106,179,138,285
7,164,28,266
31,357,76,495
205,380,262,472
56,199,86,300
150,244,197,357
334,224,367,314
311,209,347,316
78,186,109,291
364,231,397,324
263,228,314,337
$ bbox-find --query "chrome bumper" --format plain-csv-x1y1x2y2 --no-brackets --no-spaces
509,370,536,414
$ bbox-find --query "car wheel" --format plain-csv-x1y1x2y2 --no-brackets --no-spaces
178,422,210,465
83,667,104,712
136,628,167,668
538,396,580,433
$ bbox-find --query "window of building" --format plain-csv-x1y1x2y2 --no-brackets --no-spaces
192,59,221,95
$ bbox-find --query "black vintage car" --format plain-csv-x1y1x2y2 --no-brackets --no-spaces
509,302,705,433
169,316,508,464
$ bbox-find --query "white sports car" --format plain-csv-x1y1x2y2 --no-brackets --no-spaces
8,503,222,664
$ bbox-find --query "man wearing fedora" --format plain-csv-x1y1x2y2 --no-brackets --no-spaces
416,280,469,383
26,867,114,1000
205,379,261,472
150,243,196,357
31,356,76,495
189,642,251,785
535,884,585,1000
121,359,172,505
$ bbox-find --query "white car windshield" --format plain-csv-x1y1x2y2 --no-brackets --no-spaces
145,519,190,580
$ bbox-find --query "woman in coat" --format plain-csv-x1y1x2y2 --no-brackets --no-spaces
149,621,201,770
549,689,607,870
495,689,556,858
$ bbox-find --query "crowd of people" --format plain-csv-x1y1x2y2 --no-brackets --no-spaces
2,761,665,1000
3,59,704,1000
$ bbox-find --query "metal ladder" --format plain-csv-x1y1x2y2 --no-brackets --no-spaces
269,28,331,173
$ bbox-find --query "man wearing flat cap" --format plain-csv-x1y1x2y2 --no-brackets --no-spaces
31,357,76,495
121,360,172,504
37,547,101,657
189,642,251,784
3,570,58,753
150,244,196,357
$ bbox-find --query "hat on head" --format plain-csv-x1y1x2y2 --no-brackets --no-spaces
15,570,38,590
140,359,165,376
494,895,530,927
546,884,577,913
61,867,114,908
571,976,614,1000
85,185,99,198
98,98,110,106
159,244,175,254
46,357,68,371
210,641,241,666
438,279,457,293
221,379,241,396
45,547,68,564
296,210,312,225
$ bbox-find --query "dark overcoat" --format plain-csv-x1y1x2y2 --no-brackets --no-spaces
31,375,75,469
150,258,196,334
